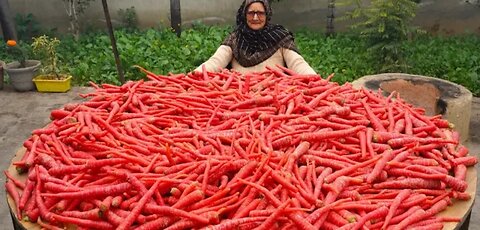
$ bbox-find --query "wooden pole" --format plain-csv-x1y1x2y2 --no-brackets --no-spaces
0,0,17,41
326,0,335,36
101,0,125,84
170,0,182,37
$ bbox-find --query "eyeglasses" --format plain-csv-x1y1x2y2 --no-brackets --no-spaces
246,11,266,18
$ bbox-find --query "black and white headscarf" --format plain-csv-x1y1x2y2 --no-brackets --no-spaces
222,0,298,67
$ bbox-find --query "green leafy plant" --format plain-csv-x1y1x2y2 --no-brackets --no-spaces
5,40,29,68
44,25,479,96
338,0,420,72
404,34,480,95
118,6,138,31
14,13,43,42
32,35,65,79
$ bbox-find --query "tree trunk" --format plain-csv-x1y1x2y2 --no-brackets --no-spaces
326,0,335,36
72,0,80,40
101,0,125,84
0,0,17,41
170,0,182,37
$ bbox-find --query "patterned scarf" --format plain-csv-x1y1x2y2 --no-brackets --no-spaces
222,0,298,67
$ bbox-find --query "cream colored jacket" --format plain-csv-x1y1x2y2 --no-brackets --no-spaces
195,45,317,75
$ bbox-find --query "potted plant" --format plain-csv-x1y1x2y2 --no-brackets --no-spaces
3,40,41,91
31,35,72,93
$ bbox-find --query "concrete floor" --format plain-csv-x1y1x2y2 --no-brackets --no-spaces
0,85,478,229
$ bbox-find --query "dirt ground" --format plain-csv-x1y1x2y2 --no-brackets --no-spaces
467,97,480,230
469,97,480,143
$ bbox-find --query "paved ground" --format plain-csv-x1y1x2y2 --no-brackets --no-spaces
0,84,479,229
0,85,93,229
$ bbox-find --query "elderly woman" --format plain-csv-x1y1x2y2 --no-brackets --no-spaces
195,0,317,75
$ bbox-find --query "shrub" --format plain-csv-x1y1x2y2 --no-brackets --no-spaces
48,26,479,96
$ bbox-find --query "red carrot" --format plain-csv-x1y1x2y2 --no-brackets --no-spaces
238,179,316,230
48,158,127,175
443,175,467,192
387,168,446,180
49,213,114,229
173,190,205,209
117,179,161,230
204,217,266,230
4,170,25,189
373,178,442,190
358,131,367,159
398,194,428,209
361,100,387,132
5,180,22,219
392,209,426,230
327,210,350,226
232,198,262,219
301,126,366,142
366,149,394,183
270,170,299,193
254,199,291,230
307,85,340,108
351,206,388,230
404,110,413,135
453,145,469,158
285,141,310,171
366,128,375,157
229,95,274,110
325,155,380,183
454,164,467,181
61,208,102,220
19,179,35,211
408,223,444,230
370,205,421,229
306,198,351,226
50,109,71,120
382,189,411,229
451,156,478,167
42,182,131,198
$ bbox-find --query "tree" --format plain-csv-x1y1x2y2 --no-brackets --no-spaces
339,0,420,72
62,0,94,40
0,0,17,41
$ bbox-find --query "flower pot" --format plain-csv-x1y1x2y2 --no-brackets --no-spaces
33,74,72,93
4,60,41,92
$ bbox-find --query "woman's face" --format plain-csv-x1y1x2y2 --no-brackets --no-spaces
246,2,267,30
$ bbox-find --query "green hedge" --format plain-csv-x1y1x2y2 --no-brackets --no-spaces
1,25,479,95
403,35,480,95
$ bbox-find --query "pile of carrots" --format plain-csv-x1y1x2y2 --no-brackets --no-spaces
5,65,478,230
